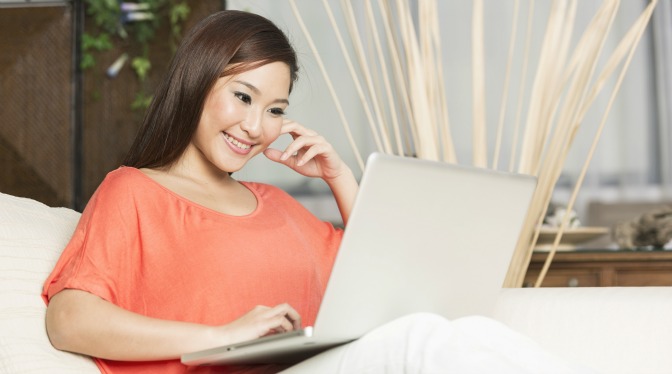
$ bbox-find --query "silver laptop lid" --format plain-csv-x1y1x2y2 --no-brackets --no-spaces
313,153,537,340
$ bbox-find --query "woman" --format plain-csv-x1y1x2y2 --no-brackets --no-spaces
43,9,355,373
43,10,591,374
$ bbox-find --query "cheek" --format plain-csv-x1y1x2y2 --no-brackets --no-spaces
204,93,239,122
264,119,284,141
213,100,238,120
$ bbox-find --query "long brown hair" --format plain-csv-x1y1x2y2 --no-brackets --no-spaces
123,10,299,169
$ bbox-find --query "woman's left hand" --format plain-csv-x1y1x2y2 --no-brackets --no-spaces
264,119,350,183
264,119,359,225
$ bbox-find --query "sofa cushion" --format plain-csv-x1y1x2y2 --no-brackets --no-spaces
0,192,99,373
494,287,672,374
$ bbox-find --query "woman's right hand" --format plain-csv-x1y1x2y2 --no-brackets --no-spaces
217,303,302,345
46,289,302,361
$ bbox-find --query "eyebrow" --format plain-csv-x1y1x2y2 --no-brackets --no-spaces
233,80,290,105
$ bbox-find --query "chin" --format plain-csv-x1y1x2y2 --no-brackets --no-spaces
212,150,258,174
225,166,243,174
217,157,249,174
216,162,242,174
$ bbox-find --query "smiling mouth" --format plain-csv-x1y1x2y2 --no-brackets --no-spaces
223,132,252,150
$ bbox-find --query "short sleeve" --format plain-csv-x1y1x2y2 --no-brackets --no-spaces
42,169,140,306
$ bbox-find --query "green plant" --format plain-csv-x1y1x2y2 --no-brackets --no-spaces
82,0,190,110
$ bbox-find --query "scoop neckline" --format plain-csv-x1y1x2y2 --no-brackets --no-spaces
122,166,262,219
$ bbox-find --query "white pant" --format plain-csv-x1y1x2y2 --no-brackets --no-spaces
282,313,595,374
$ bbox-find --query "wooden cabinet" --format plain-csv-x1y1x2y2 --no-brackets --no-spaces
524,250,672,287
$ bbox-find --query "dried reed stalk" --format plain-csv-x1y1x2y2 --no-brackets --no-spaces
492,0,520,169
534,0,659,287
364,0,404,156
340,0,393,154
288,0,364,170
509,0,536,172
421,0,457,163
505,0,621,287
472,0,487,167
396,0,440,160
320,0,385,154
290,0,658,287
376,0,418,154
517,0,574,175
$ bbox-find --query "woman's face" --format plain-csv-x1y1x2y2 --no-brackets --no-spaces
184,61,291,174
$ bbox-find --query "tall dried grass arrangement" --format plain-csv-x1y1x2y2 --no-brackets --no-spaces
289,0,659,287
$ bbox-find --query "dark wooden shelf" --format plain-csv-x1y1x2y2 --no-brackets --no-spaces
524,250,672,287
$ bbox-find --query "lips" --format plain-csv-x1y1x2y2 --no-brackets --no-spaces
222,132,254,155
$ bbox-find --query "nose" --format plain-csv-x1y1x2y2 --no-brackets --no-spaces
240,109,263,138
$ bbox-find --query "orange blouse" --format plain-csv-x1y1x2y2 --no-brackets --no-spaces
42,167,343,373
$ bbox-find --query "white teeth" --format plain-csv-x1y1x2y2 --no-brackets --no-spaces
224,133,251,150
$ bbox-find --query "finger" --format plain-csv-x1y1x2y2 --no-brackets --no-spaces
263,148,299,169
261,313,293,335
281,135,325,161
279,139,308,161
281,120,318,137
274,315,294,333
251,305,272,313
263,148,284,163
264,148,305,171
285,308,302,330
296,143,332,166
270,303,302,330
280,304,302,330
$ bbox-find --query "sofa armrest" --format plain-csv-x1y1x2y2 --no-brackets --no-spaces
493,287,672,374
0,192,99,373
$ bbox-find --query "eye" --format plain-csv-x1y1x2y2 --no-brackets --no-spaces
269,107,286,116
234,92,251,104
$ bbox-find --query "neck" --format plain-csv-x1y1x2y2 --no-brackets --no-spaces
166,157,234,188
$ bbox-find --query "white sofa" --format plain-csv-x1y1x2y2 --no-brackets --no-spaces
1,191,671,373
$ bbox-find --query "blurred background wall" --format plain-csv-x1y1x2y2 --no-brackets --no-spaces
0,0,670,227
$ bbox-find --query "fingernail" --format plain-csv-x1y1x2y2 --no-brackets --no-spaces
297,158,305,166
281,152,288,160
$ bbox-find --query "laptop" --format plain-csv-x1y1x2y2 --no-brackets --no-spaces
181,152,537,366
